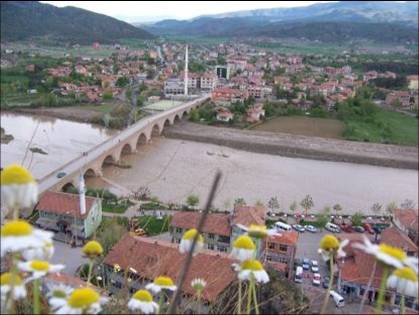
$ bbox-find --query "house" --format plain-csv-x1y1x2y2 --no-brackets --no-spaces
200,72,218,91
380,226,417,257
103,234,237,312
338,235,418,312
264,231,299,280
211,87,248,103
170,205,266,257
92,42,100,49
246,103,265,123
385,91,411,108
392,208,418,244
215,107,234,122
35,191,102,245
407,75,419,90
164,78,184,96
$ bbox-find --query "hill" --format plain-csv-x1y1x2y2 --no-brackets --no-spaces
145,1,418,44
1,1,155,44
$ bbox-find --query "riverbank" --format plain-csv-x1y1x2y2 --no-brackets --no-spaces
164,122,418,170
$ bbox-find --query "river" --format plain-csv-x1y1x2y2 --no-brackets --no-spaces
1,112,417,214
1,112,116,179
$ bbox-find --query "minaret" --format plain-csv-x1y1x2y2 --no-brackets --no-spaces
79,173,86,216
184,45,188,95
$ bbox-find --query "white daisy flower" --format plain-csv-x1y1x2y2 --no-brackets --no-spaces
317,234,348,261
387,267,418,297
128,289,159,314
145,276,177,294
191,278,207,293
1,164,38,211
404,256,418,274
0,272,27,301
47,284,73,312
353,236,406,268
18,260,65,279
231,235,256,261
179,229,204,255
53,287,108,315
1,220,53,257
22,241,54,261
237,259,270,284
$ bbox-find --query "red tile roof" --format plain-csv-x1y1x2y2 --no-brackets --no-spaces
268,231,299,246
393,208,418,231
36,191,98,219
232,206,266,227
381,226,417,253
170,211,231,237
104,234,237,302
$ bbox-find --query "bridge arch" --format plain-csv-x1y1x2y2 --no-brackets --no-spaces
137,133,148,147
84,168,98,178
61,182,76,193
151,124,161,137
163,118,172,128
120,143,133,156
174,114,181,122
102,155,116,168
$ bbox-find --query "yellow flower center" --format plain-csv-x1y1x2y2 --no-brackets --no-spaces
378,244,406,261
319,235,340,251
1,220,33,237
191,279,206,291
52,289,67,299
30,260,50,271
248,224,268,238
67,288,100,309
182,229,204,243
1,164,35,185
241,259,264,271
154,276,174,287
0,273,23,286
393,267,418,282
133,290,153,302
233,235,256,250
82,241,103,256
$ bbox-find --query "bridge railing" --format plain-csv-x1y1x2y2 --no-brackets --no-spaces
37,95,210,188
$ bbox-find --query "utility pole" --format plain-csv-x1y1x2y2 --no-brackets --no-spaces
184,45,188,96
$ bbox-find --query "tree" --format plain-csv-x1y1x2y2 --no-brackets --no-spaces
97,218,128,255
400,199,415,209
371,203,383,216
186,194,199,208
116,76,129,88
385,201,397,217
136,95,145,107
103,91,113,101
289,201,297,213
268,197,280,214
333,204,342,216
256,200,264,207
188,109,200,122
132,186,150,201
234,198,246,207
351,212,364,227
317,213,329,231
300,195,314,216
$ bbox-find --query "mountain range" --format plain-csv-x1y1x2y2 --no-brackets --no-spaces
1,1,154,44
145,1,418,44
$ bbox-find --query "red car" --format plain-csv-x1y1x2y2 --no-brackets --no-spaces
340,223,354,233
363,223,374,234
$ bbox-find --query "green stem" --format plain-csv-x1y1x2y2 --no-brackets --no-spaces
246,279,253,315
157,292,164,315
238,279,242,315
197,291,202,315
252,282,259,315
87,259,94,284
320,255,334,314
33,278,40,314
7,253,19,314
400,295,405,315
375,266,389,314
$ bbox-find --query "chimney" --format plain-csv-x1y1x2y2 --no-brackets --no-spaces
78,173,86,216
184,45,188,96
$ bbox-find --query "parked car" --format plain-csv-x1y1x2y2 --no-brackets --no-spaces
292,224,305,232
294,266,303,283
363,223,374,234
312,273,321,286
325,222,341,233
330,290,345,307
275,221,292,231
354,226,365,233
56,171,66,178
323,276,330,289
302,258,310,271
311,260,319,273
305,225,317,233
340,223,354,233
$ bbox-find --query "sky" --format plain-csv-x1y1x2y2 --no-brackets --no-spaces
41,1,333,23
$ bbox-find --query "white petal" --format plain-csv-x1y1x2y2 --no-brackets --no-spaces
254,270,270,284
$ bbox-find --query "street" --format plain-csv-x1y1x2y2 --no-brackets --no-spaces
50,241,87,276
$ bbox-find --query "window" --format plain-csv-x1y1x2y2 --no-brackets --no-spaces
208,233,215,239
218,246,228,252
219,235,230,243
176,228,182,233
207,244,214,250
268,242,275,250
279,245,288,252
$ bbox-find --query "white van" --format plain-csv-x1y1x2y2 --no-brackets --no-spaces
275,221,292,231
294,266,303,283
325,222,341,233
329,290,345,307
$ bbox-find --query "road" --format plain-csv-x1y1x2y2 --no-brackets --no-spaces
37,95,210,195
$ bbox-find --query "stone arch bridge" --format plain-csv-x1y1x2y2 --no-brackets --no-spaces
38,95,210,195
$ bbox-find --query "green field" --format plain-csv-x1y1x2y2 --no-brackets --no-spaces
343,109,418,146
136,215,171,236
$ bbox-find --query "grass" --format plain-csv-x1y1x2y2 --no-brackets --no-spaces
102,200,134,214
343,109,418,146
135,215,171,236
